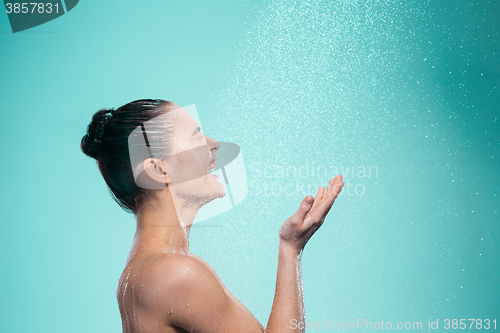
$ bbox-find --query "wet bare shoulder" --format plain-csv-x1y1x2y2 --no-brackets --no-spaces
137,253,229,329
121,253,264,333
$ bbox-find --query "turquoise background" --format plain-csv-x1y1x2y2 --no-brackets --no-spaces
0,0,498,332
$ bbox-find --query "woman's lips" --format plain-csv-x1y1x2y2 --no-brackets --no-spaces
209,159,217,169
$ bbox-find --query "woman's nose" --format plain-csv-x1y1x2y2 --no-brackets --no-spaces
206,136,220,154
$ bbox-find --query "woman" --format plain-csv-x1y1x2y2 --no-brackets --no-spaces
81,99,344,333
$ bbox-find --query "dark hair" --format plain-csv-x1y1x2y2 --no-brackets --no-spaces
81,99,178,214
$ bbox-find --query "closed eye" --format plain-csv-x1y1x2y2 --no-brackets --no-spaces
192,126,205,140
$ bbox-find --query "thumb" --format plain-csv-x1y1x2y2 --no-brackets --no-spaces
295,195,314,220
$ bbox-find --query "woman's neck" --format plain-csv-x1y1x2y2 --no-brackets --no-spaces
130,188,202,260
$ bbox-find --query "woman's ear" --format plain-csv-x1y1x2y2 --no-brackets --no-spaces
143,158,172,185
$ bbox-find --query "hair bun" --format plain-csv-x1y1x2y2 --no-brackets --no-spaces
81,108,114,159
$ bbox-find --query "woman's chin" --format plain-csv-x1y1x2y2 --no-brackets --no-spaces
207,174,226,197
200,184,226,204
216,185,227,198
208,184,227,200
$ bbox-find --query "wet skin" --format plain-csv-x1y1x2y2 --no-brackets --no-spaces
117,107,345,333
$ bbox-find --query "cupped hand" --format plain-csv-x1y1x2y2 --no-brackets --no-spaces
279,175,344,252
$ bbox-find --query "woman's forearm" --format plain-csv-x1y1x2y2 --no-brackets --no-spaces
266,241,304,333
265,179,344,332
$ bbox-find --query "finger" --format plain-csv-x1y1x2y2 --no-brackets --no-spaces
310,187,324,211
305,200,331,227
295,195,314,221
304,177,344,227
326,178,334,195
332,177,344,197
327,175,344,198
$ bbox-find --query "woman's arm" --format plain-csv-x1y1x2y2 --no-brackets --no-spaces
267,175,344,333
266,241,304,333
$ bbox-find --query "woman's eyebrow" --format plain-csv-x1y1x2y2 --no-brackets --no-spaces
192,126,201,136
